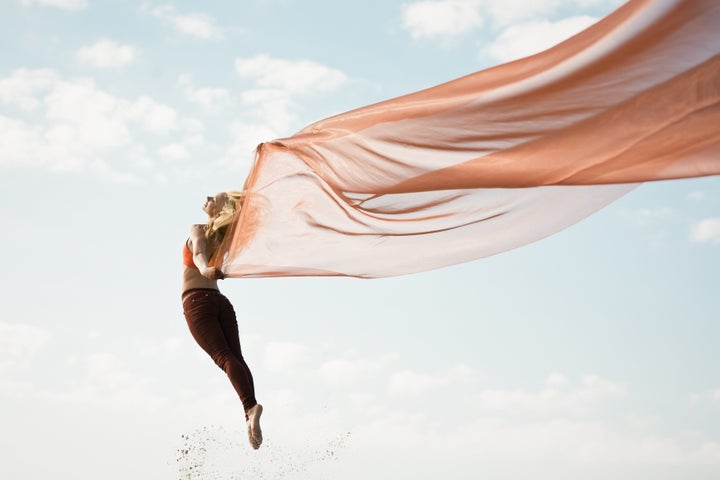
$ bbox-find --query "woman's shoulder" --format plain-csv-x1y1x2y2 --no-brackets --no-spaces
189,224,207,241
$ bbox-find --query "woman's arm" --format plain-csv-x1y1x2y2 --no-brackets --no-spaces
189,225,226,280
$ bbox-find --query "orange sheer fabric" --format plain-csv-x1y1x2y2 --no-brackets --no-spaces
217,0,720,278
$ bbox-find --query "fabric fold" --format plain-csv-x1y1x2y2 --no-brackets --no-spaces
216,0,720,278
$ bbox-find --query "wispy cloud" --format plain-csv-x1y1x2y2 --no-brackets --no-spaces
0,321,50,362
157,142,189,161
484,16,598,62
143,4,224,40
690,218,720,244
235,54,348,95
219,121,281,168
400,0,621,46
319,352,399,385
401,0,484,39
476,0,610,27
46,351,167,410
156,134,203,162
237,88,296,134
20,0,87,11
76,40,136,69
263,341,309,373
0,67,58,111
0,68,198,182
344,370,718,475
355,413,720,473
470,373,625,415
218,54,352,166
623,207,675,226
178,74,232,111
388,363,475,396
233,54,349,134
691,388,720,403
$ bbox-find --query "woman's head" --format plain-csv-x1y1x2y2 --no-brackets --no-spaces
205,190,245,240
203,192,228,218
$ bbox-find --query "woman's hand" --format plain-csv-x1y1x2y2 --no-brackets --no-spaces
202,266,226,280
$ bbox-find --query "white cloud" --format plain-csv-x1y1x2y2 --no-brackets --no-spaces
240,88,292,106
688,191,706,201
388,363,475,396
240,89,297,133
227,55,349,152
481,0,565,26
156,134,203,162
172,13,221,39
621,206,675,227
178,74,232,111
471,374,624,415
235,54,348,95
546,372,569,388
220,54,353,163
320,359,367,383
354,414,720,475
219,121,279,169
145,5,223,40
217,101,288,168
21,0,87,11
125,96,179,134
263,341,308,372
157,143,189,161
319,353,399,385
634,207,674,218
0,322,50,360
345,372,714,476
0,68,59,111
47,351,167,410
76,40,136,69
0,115,51,168
401,0,484,39
690,218,720,244
574,0,624,8
43,80,134,149
388,370,447,395
484,15,599,62
400,0,621,40
0,68,192,180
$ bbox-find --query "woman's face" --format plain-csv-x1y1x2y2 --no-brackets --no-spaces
203,192,228,217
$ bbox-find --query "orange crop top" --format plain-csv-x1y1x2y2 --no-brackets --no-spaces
183,241,198,269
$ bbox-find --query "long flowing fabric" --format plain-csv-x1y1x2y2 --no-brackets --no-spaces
216,0,720,278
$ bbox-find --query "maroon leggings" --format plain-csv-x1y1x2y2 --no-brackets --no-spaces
182,289,257,414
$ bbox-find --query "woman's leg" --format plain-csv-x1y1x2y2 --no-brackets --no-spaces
216,294,257,410
183,291,257,413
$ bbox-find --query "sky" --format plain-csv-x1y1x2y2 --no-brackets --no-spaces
1,0,719,479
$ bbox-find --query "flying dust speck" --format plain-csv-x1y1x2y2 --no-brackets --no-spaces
175,425,351,480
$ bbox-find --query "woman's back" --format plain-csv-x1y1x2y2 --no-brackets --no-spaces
182,224,223,293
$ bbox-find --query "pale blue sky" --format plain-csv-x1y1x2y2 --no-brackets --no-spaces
1,1,719,479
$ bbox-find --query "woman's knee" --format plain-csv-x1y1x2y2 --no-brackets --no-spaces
211,350,235,371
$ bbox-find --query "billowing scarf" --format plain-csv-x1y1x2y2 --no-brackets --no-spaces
217,0,720,278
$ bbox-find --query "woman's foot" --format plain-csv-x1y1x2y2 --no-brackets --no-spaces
246,404,263,449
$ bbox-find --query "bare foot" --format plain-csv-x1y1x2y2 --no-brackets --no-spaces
246,404,263,450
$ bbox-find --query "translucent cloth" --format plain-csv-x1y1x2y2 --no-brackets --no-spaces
216,0,720,278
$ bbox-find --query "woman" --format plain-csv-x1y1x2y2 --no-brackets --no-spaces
181,190,263,450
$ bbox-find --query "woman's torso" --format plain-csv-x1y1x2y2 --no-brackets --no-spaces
182,232,219,294
182,264,218,293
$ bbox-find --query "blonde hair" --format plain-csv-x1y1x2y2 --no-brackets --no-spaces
206,190,246,249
